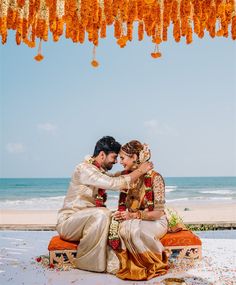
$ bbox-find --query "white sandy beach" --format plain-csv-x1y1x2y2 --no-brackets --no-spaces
0,201,236,229
1,199,235,285
0,230,235,285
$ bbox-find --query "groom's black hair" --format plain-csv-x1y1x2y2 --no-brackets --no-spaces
93,136,121,157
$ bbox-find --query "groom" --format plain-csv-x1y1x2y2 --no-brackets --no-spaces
56,136,152,272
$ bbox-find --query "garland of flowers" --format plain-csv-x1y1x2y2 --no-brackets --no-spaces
108,170,155,250
107,170,129,250
90,159,107,207
1,0,235,64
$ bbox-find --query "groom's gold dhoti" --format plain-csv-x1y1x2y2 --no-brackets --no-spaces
57,207,112,272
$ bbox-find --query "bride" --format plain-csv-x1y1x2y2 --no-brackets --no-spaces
108,140,168,280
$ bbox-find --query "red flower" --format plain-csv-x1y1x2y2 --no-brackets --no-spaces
118,205,126,212
49,263,55,269
148,205,154,211
145,191,153,200
93,160,101,169
98,189,105,195
36,257,42,262
109,239,120,250
95,200,103,207
144,176,152,187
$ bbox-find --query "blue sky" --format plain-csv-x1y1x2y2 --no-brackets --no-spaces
0,26,235,178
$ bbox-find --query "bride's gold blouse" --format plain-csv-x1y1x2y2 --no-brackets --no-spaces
126,172,165,212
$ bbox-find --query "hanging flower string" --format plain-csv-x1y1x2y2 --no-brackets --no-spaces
1,0,235,59
34,39,44,62
91,45,99,68
151,44,162,59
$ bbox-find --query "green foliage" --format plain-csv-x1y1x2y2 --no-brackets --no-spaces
166,208,184,227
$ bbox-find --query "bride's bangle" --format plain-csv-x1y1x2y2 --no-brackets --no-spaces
140,211,149,220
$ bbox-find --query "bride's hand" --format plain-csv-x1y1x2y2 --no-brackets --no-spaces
113,211,132,221
138,161,153,174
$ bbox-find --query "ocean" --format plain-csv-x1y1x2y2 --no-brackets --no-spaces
0,177,235,210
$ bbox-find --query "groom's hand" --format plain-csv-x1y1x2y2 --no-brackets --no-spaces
138,161,153,174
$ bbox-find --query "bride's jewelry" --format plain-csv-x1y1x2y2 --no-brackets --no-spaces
140,210,149,220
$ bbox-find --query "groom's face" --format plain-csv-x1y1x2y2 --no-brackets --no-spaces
102,152,118,170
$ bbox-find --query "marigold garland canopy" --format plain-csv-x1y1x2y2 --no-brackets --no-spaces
1,0,235,53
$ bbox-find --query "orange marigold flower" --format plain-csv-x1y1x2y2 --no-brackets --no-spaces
151,52,162,58
17,0,26,8
144,0,155,4
91,60,99,67
117,36,128,47
216,29,224,37
34,54,44,61
152,37,162,44
232,16,236,40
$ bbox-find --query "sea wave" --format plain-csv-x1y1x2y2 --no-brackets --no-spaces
167,197,234,203
167,198,189,202
165,186,177,193
199,190,234,195
0,196,64,210
209,197,233,200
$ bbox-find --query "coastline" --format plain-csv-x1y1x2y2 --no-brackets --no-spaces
1,200,236,230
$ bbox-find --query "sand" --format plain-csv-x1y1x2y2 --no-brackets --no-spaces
0,201,236,284
0,200,236,230
0,230,235,285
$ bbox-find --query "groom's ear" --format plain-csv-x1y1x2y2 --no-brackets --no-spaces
100,151,106,160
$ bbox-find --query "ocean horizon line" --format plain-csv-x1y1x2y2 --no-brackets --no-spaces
0,176,236,179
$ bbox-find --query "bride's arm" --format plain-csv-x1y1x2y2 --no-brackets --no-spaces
132,173,166,220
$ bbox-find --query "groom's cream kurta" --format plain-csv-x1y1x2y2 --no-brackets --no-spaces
56,157,131,272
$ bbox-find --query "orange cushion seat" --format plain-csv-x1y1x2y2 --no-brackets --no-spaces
160,230,202,247
48,236,79,251
48,230,201,252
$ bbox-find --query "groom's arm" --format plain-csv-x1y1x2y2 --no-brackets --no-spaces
75,164,130,190
106,171,122,177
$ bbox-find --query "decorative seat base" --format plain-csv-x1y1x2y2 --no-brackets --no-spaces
48,236,78,266
48,230,202,265
160,230,202,259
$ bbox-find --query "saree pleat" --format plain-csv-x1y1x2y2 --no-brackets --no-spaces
115,216,168,280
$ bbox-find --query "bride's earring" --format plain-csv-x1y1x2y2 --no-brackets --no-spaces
132,160,139,170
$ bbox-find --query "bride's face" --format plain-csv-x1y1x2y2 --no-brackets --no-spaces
119,151,137,171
